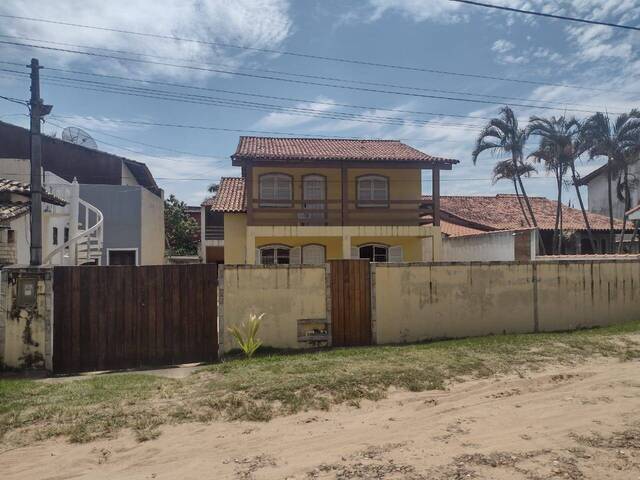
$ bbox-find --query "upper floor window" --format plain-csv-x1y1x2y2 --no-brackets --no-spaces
258,244,291,265
357,175,389,207
260,173,292,207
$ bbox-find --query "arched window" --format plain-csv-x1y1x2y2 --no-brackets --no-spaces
258,244,291,265
358,244,388,262
357,175,389,207
302,244,325,265
260,173,292,207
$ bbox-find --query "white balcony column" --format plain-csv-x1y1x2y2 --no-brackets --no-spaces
68,177,80,264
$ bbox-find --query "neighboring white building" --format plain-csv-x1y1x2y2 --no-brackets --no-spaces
577,162,640,220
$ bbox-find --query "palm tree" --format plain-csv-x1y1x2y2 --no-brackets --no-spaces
207,183,219,195
527,116,586,254
491,159,537,228
581,111,640,252
616,109,640,252
473,106,546,254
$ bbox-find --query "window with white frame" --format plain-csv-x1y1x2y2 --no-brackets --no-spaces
260,174,292,207
258,245,291,265
357,175,389,207
302,244,325,265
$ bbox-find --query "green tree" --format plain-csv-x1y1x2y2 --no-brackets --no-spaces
472,106,546,254
581,111,640,252
164,194,199,256
491,159,537,228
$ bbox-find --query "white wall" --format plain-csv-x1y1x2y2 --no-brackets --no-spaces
587,162,640,219
442,229,535,262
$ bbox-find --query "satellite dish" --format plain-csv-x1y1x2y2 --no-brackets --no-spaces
61,126,98,150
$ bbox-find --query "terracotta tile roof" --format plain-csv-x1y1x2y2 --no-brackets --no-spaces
0,178,66,206
425,194,623,232
0,202,30,222
210,177,246,213
232,136,459,165
440,220,488,237
201,196,216,207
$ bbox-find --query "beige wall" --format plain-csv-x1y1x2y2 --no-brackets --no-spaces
224,213,248,264
221,265,327,351
139,188,165,265
374,260,640,344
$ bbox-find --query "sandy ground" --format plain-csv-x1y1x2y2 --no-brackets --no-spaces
2,358,639,479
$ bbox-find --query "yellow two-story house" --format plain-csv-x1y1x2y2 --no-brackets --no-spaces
211,137,458,264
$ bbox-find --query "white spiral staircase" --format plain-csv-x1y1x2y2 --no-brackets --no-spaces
43,179,104,266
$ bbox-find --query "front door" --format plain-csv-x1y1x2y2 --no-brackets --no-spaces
302,175,326,225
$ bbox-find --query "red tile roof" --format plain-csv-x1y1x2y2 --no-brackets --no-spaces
440,220,488,237
232,137,459,165
627,204,640,217
0,178,66,206
210,177,246,213
425,194,622,232
0,202,30,222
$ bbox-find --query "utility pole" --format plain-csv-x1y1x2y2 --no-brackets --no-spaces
28,58,52,265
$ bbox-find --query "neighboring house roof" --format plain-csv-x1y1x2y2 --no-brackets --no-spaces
0,202,30,222
575,163,607,186
440,220,488,237
210,177,246,213
231,136,459,166
201,196,216,207
0,121,162,196
0,178,66,206
423,194,622,231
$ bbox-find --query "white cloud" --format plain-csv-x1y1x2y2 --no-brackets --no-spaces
368,0,465,23
255,96,338,129
492,39,514,54
0,0,292,80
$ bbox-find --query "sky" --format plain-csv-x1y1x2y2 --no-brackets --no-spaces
0,0,638,206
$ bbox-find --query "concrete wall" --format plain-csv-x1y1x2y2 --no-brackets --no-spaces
442,229,536,262
221,265,327,351
0,267,53,370
140,187,165,265
373,260,640,344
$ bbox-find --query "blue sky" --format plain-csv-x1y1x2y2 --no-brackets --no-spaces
0,0,638,205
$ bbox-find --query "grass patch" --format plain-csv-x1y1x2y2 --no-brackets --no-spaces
1,321,639,449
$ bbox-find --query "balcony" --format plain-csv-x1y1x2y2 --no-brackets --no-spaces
248,199,432,227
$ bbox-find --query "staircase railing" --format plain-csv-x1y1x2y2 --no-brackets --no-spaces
44,199,104,266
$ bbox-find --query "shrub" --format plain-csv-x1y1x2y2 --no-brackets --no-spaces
228,313,264,358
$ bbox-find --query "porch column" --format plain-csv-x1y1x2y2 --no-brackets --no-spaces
431,232,442,261
245,229,256,264
342,235,352,259
432,168,441,227
341,165,348,225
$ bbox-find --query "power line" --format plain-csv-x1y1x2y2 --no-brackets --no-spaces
0,94,27,106
0,43,620,116
0,35,617,111
0,13,632,93
449,0,640,31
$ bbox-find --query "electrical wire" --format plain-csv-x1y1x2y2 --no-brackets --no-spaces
449,0,640,31
0,13,634,93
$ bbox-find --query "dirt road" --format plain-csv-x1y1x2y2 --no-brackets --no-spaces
3,358,639,479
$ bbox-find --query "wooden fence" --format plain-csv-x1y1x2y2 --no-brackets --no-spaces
53,264,218,374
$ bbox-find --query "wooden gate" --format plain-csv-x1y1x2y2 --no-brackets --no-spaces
330,260,372,346
53,264,218,374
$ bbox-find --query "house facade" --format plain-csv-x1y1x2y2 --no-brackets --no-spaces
209,137,458,265
0,121,165,265
577,162,640,220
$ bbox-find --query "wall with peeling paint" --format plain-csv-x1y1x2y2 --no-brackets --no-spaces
0,267,53,370
373,260,640,344
220,265,327,352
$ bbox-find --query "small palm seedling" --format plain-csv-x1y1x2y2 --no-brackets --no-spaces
228,313,264,358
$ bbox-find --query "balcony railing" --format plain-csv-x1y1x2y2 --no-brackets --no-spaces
205,225,224,240
248,199,432,226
